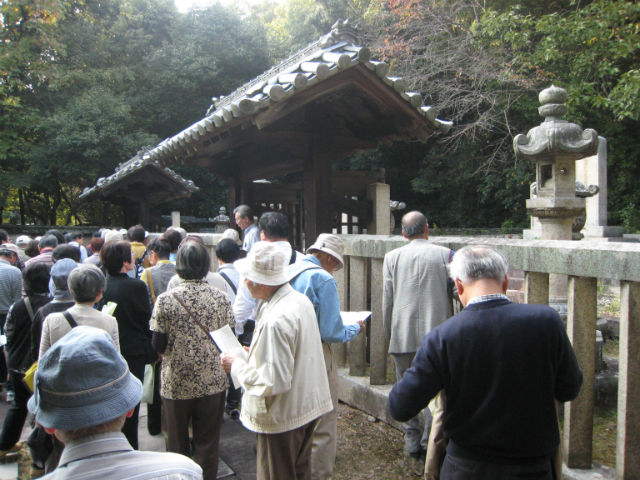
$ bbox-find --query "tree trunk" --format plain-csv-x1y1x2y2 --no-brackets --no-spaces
18,189,25,225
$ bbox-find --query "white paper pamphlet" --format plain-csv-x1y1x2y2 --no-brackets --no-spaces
210,324,249,362
101,301,118,316
341,311,372,325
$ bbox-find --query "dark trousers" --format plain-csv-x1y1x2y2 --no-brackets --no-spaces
122,355,145,450
226,374,241,410
0,314,7,387
147,362,162,435
257,419,317,480
440,453,553,480
0,371,29,450
163,391,225,480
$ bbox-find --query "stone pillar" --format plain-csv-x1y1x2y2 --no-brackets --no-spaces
369,257,386,385
171,211,180,228
617,281,640,479
563,276,597,469
575,137,623,239
366,183,391,234
348,256,367,376
333,257,349,367
524,271,549,305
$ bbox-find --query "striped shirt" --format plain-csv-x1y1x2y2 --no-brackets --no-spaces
467,293,510,306
40,431,202,480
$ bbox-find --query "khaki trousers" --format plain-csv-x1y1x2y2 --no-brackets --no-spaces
311,343,338,480
257,420,317,480
163,391,225,480
393,353,431,454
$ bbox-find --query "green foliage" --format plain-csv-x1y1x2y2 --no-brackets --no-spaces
1,0,271,225
474,0,640,229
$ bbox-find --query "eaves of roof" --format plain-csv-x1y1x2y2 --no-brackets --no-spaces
79,153,198,200
142,19,453,169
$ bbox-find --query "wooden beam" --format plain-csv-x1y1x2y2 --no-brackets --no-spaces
332,170,386,197
330,195,372,222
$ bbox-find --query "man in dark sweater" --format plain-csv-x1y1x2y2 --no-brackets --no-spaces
388,246,582,480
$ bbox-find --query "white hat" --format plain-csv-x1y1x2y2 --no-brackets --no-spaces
15,235,32,247
234,241,288,286
103,230,123,243
221,228,241,245
0,243,20,257
307,234,344,270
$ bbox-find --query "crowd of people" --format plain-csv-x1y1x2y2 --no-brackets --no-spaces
0,207,583,480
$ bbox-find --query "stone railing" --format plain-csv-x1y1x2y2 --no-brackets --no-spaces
334,234,639,479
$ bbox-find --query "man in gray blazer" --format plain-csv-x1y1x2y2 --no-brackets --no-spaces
383,211,453,468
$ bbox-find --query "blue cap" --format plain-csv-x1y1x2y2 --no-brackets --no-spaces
28,326,142,430
50,258,78,278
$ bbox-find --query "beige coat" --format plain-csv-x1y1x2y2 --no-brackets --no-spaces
231,284,332,434
383,239,453,354
39,304,119,358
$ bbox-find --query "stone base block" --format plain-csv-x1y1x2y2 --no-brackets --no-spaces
337,367,402,430
562,462,615,480
523,228,542,240
581,226,624,239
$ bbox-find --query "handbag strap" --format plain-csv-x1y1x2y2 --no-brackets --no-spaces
219,271,237,295
147,270,157,304
24,297,35,322
171,292,218,349
62,311,78,328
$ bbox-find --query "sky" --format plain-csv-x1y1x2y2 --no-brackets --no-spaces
174,0,217,12
174,0,283,13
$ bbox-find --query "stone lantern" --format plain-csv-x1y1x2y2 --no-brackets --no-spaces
514,85,599,314
514,85,599,240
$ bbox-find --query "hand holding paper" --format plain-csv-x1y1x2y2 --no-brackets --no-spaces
211,324,249,362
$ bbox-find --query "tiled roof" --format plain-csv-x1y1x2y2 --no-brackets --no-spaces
136,20,452,168
81,20,452,199
79,149,198,200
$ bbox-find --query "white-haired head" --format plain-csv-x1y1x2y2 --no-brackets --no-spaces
449,246,508,285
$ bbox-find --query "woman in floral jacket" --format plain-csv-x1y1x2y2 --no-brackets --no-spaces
150,240,234,480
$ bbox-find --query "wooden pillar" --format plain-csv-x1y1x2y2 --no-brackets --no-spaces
139,197,150,228
228,177,238,225
617,281,640,479
563,276,597,468
369,257,386,384
303,140,332,247
524,271,549,305
348,256,367,376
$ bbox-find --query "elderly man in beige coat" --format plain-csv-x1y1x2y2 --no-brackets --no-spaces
383,211,453,470
221,242,332,480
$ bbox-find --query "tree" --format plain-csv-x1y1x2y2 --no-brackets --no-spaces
2,0,272,225
476,0,640,229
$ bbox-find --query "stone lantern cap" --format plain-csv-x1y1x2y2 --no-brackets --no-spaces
514,85,599,163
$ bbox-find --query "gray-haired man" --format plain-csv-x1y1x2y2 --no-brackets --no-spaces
383,211,453,465
388,246,582,480
29,325,202,479
233,205,259,253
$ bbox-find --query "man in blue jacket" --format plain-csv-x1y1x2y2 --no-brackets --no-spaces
388,246,582,480
289,233,365,480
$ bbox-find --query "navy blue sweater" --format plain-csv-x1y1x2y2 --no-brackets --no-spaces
388,298,582,461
